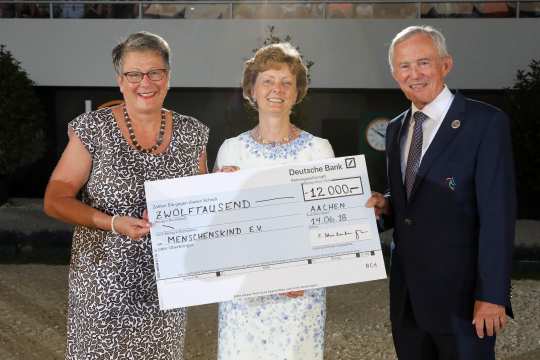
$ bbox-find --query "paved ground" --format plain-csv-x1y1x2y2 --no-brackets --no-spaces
0,264,539,360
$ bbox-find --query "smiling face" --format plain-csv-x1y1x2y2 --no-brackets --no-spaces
251,65,298,117
391,33,453,109
117,50,169,114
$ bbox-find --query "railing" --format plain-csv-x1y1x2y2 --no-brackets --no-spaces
0,1,539,19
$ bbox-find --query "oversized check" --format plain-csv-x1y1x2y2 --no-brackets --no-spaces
145,155,386,309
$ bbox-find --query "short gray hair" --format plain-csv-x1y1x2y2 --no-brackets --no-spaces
388,25,449,72
112,31,171,74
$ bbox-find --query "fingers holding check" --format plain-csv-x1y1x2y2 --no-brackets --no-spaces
282,291,305,298
215,165,240,173
365,192,390,219
142,209,149,222
112,215,151,241
472,300,507,338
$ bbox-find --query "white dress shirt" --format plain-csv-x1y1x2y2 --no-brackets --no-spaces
400,86,455,182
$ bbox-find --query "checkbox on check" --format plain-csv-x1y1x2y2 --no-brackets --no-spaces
345,157,356,168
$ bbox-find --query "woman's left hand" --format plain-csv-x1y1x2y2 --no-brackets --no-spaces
113,215,151,241
282,290,304,298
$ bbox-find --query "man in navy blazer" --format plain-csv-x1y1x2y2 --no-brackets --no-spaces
367,26,516,359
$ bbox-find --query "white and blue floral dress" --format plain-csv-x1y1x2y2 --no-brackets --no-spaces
214,130,334,360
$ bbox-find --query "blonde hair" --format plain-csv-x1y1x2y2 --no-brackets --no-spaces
242,42,308,108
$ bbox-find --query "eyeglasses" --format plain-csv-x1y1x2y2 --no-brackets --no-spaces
122,69,168,83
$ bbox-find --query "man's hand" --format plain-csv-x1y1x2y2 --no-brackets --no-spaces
472,300,507,338
365,192,391,219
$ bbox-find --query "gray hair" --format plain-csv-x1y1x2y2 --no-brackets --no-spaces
388,25,449,72
112,31,171,74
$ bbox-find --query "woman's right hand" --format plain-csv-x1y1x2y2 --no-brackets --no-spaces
112,215,151,241
214,165,240,173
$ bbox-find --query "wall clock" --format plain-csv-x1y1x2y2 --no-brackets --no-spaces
365,117,389,151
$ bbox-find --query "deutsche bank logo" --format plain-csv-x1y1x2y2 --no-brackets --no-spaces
345,157,356,168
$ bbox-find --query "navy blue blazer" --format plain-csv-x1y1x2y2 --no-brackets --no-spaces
385,92,516,334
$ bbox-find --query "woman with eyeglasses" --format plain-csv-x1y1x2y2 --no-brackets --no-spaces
44,31,208,359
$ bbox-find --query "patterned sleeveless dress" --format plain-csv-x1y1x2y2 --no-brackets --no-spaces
66,107,208,359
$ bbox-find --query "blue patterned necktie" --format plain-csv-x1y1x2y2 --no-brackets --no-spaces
405,111,428,198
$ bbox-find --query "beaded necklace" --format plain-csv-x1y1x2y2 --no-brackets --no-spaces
123,105,166,153
251,124,298,145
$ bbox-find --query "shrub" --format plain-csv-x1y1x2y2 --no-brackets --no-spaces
0,44,46,176
508,59,540,218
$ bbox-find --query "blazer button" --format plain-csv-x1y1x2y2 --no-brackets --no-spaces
404,218,413,225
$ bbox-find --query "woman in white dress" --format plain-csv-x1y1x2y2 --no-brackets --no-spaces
214,42,334,360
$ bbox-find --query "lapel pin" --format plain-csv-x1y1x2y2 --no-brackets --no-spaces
445,177,457,191
451,120,461,129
